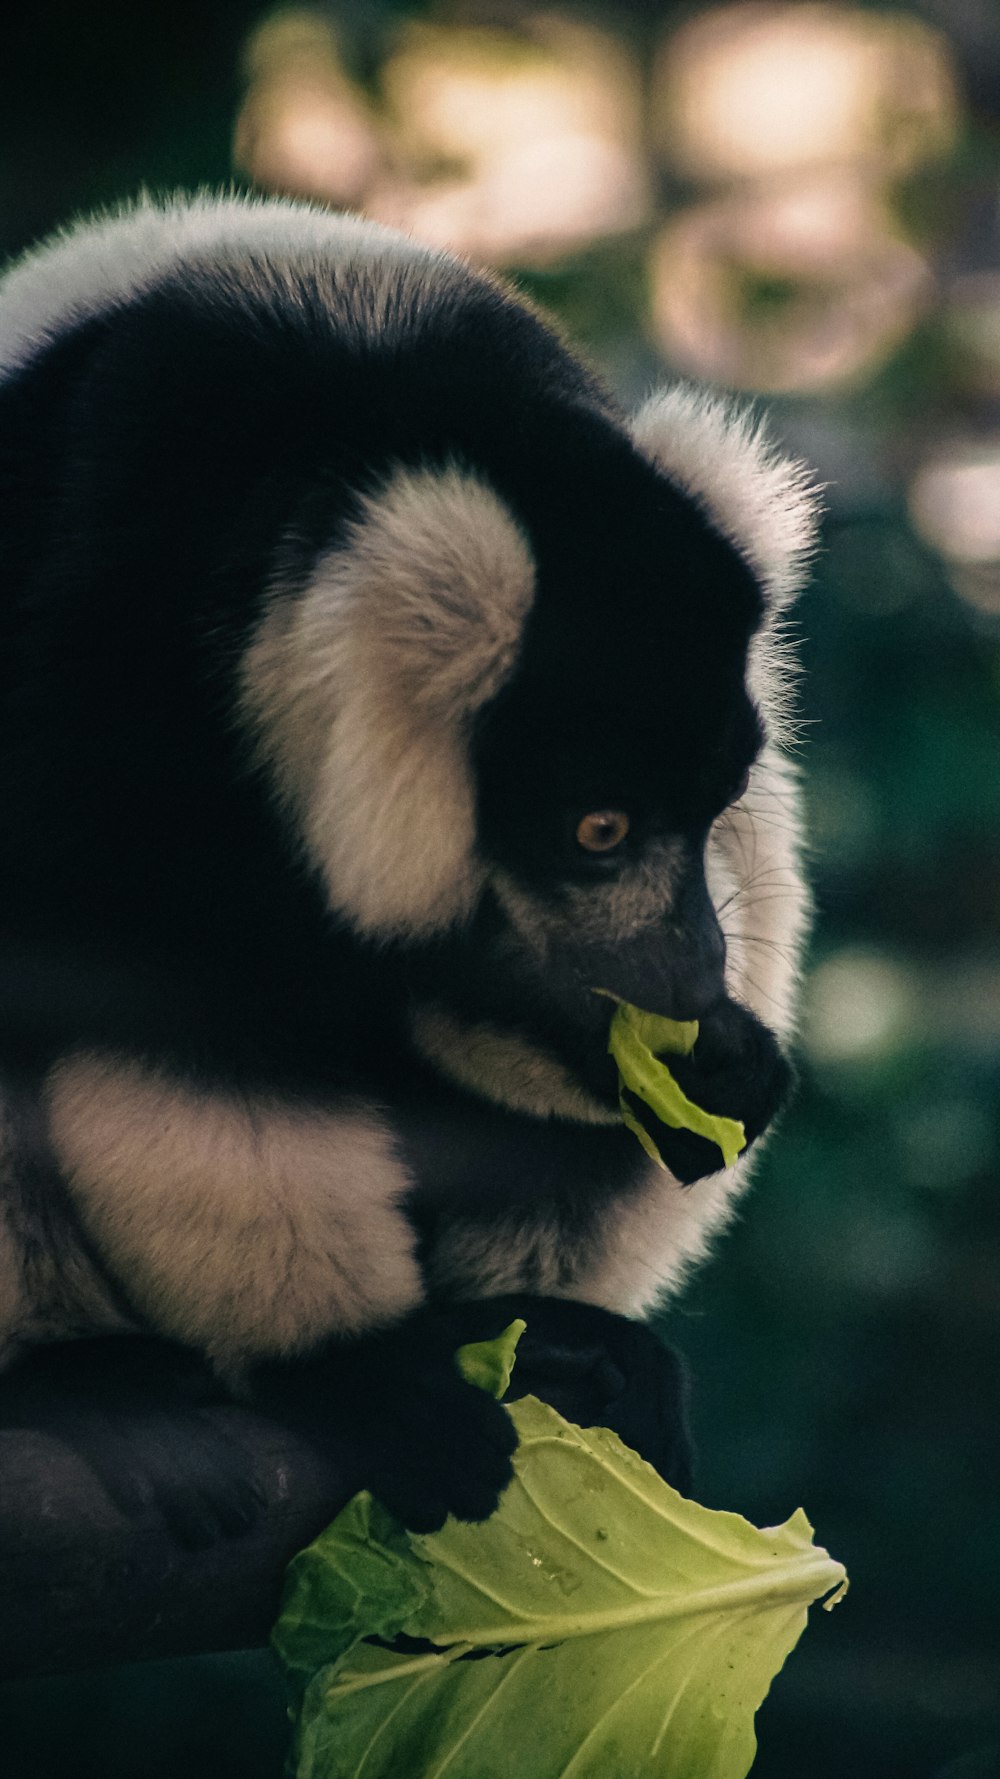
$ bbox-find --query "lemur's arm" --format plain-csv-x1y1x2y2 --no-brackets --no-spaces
3,1049,690,1538
42,1051,424,1370
0,1048,512,1533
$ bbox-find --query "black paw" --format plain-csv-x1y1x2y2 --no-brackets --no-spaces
629,996,793,1185
0,1337,264,1549
383,1296,693,1494
251,1306,519,1534
458,1296,693,1493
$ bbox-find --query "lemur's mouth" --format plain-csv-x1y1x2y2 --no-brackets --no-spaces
598,994,748,1173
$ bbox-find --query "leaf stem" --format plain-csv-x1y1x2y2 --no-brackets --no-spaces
418,1551,847,1652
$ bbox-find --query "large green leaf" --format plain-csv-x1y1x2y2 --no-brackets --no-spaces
274,1397,846,1779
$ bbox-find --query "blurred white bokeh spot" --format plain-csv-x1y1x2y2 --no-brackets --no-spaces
803,947,920,1062
654,1,958,182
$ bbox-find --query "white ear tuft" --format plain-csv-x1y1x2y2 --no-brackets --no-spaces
341,464,535,724
630,385,822,608
241,463,534,939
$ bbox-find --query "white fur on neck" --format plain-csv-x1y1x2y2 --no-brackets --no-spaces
410,1003,619,1125
570,1154,755,1315
707,744,809,1043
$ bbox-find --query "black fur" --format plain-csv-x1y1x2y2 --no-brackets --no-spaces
252,1296,691,1537
0,257,759,1056
0,207,799,1534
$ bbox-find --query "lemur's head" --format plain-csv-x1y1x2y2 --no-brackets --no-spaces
241,272,819,1178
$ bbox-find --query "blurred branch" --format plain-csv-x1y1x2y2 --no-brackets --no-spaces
0,1341,350,1681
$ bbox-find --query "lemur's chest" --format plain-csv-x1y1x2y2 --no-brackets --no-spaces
392,1069,647,1294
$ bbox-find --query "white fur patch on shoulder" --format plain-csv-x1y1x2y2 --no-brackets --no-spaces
241,463,535,938
44,1053,423,1369
630,385,821,608
0,190,442,379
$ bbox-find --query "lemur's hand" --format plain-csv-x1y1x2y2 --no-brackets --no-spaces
631,997,792,1185
251,1305,519,1534
253,1289,695,1532
453,1295,693,1494
253,1295,692,1530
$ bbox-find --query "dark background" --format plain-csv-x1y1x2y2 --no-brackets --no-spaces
1,3,999,1775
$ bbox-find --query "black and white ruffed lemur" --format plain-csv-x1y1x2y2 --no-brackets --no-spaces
0,196,817,1536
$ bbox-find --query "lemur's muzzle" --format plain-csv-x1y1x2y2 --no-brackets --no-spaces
569,847,728,1028
561,851,792,1176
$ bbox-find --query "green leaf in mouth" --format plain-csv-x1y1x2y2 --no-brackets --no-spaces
596,992,747,1172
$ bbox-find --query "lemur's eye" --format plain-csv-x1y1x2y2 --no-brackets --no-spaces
576,811,630,853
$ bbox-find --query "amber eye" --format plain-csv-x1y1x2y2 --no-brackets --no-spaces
576,810,630,853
